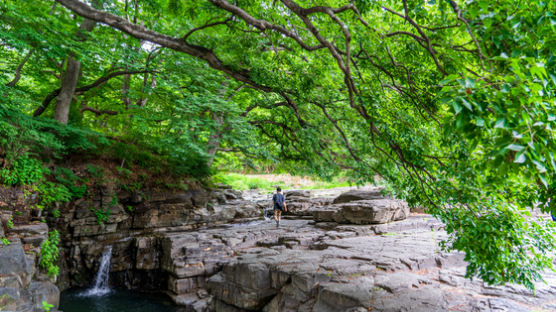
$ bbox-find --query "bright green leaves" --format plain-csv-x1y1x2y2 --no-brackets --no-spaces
39,230,60,278
407,0,556,290
440,201,555,290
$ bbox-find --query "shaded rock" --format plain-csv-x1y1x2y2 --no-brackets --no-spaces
313,278,374,312
208,264,277,310
371,285,447,312
11,223,49,247
135,236,159,270
0,240,33,277
0,233,59,312
9,222,48,237
27,281,60,311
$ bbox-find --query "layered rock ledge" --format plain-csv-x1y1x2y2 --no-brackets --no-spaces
160,215,555,312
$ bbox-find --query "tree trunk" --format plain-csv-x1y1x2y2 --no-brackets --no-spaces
54,56,81,124
53,17,96,124
206,112,224,167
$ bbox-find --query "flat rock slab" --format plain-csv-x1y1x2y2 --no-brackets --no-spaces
313,199,410,224
332,188,383,204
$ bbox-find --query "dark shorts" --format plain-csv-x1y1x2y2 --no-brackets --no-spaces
274,205,283,211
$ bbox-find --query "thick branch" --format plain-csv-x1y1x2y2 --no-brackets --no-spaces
55,0,273,92
382,2,446,75
80,106,118,116
208,0,324,51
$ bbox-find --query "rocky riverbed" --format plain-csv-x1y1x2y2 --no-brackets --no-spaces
2,186,555,311
159,211,556,311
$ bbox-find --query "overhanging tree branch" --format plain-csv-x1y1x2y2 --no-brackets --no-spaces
33,69,152,117
6,50,33,87
55,0,274,92
80,106,118,116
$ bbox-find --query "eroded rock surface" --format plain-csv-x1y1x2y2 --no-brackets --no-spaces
155,215,556,312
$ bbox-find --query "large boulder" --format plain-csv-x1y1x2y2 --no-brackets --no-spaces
332,189,383,204
0,240,34,278
27,281,60,311
313,199,409,224
284,190,311,198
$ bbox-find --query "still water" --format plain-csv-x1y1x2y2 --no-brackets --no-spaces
59,288,182,312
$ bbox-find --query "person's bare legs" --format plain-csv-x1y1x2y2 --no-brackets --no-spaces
274,209,281,227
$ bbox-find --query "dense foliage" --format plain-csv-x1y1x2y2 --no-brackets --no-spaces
1,0,554,289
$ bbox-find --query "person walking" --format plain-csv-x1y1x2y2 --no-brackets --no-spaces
272,187,287,227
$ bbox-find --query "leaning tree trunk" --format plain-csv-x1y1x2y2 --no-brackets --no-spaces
54,56,81,124
53,17,96,124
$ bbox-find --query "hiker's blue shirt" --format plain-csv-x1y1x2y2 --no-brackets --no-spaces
273,193,285,210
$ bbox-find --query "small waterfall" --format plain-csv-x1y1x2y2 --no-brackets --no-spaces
263,206,274,221
81,246,112,296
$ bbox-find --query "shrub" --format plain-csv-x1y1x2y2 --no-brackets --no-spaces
0,107,107,160
0,155,48,186
41,301,54,312
116,166,132,178
40,230,60,277
34,182,71,210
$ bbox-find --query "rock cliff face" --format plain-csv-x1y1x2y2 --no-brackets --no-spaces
54,183,261,290
0,189,60,312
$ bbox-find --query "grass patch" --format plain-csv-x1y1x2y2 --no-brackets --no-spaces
212,173,352,191
213,173,283,190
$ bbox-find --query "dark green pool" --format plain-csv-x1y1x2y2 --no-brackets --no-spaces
59,288,182,312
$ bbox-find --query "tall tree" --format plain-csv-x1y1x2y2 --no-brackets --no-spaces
54,8,97,124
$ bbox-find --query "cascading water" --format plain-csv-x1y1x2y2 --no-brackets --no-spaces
80,246,112,296
263,204,276,221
